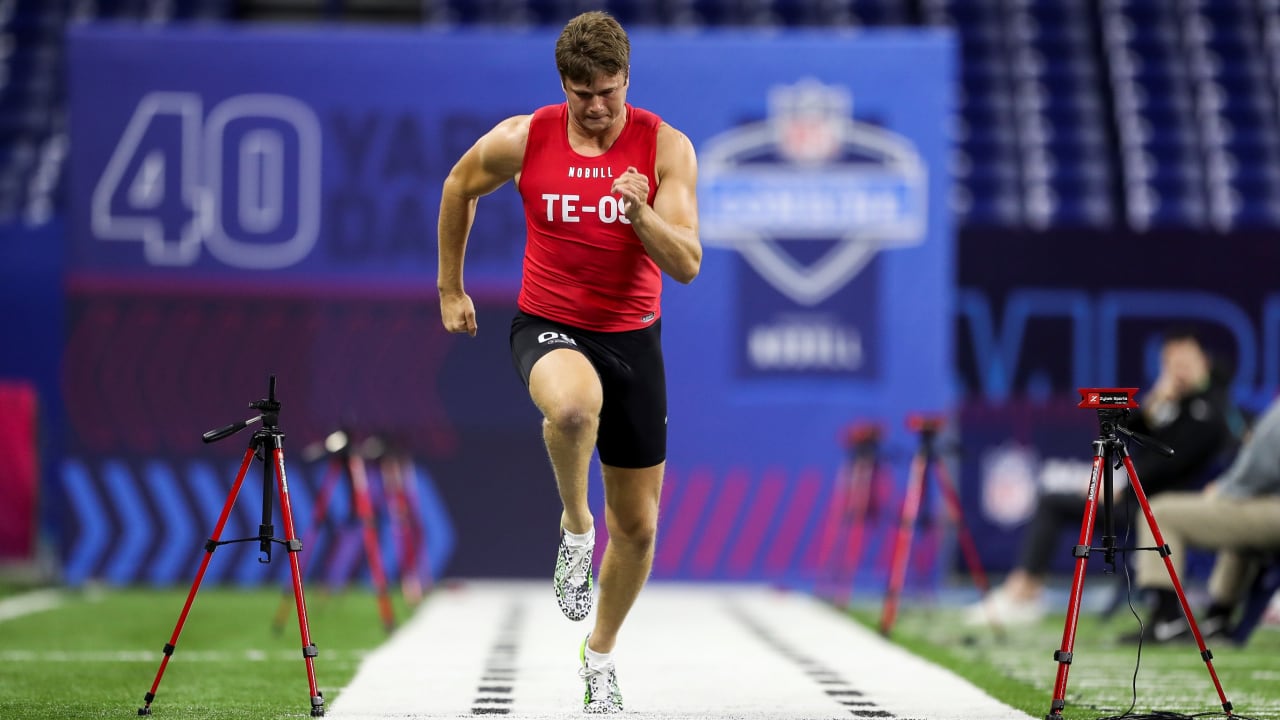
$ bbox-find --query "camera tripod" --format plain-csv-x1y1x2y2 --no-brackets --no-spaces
880,414,994,637
1045,388,1232,719
271,429,397,635
815,422,884,606
138,376,324,717
376,437,431,606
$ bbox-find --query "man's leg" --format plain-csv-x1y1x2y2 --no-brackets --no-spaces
1131,492,1280,640
966,491,1083,625
1207,551,1255,608
1012,491,1089,596
528,349,602,535
1136,493,1280,591
588,462,664,654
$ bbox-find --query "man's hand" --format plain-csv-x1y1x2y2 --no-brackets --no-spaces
440,291,477,337
611,166,650,222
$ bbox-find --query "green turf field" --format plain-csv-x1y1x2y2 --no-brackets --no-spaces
2,584,1277,719
0,586,412,719
851,600,1280,720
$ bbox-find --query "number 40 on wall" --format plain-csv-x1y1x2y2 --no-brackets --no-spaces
90,92,322,270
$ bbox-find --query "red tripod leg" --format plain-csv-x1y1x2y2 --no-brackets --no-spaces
138,447,256,716
382,455,423,606
303,459,345,574
932,460,995,600
880,452,926,636
1122,456,1234,714
1046,452,1106,719
271,443,326,717
274,458,343,633
399,455,432,593
834,455,875,607
349,452,396,632
815,460,851,597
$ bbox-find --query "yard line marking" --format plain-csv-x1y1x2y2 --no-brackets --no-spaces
328,580,1035,719
0,589,62,623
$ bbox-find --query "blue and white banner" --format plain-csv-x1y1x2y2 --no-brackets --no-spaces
67,25,954,588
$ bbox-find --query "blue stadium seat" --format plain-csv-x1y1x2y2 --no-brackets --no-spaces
850,0,905,26
1050,185,1114,227
942,0,1000,29
692,0,779,26
6,0,1276,234
960,178,1021,226
1196,0,1253,28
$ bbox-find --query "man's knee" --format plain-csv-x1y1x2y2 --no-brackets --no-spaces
609,512,658,551
543,400,599,434
1147,491,1203,530
1148,493,1175,514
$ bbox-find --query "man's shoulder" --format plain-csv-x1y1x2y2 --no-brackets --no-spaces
627,104,665,130
655,121,695,157
530,103,565,120
477,114,535,170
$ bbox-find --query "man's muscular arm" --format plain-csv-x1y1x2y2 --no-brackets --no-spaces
437,115,529,335
611,123,701,284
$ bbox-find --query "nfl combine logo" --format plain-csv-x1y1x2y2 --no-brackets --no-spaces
698,78,929,375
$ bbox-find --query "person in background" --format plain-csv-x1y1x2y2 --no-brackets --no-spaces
1123,393,1280,643
966,328,1241,626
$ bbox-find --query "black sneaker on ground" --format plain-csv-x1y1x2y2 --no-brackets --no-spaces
1120,616,1190,644
1120,613,1234,645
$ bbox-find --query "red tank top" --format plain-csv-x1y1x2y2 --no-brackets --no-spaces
517,103,662,332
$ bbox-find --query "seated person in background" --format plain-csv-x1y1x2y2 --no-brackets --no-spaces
1125,393,1280,643
966,328,1242,626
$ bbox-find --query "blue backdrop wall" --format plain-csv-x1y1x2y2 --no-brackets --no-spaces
53,24,955,587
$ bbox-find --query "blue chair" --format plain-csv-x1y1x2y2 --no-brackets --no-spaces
850,0,905,26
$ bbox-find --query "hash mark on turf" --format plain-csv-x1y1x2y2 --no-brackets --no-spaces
726,602,902,718
470,602,524,715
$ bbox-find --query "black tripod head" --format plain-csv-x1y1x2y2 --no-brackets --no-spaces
202,375,282,444
249,376,281,429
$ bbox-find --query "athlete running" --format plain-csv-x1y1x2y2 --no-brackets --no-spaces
436,10,701,714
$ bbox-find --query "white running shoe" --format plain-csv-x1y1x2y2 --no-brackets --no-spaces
579,635,623,714
963,588,1046,627
555,529,595,621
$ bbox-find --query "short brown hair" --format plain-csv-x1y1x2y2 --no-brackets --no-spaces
555,11,630,86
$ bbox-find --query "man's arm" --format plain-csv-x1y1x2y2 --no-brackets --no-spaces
611,123,701,284
437,115,529,335
1132,393,1230,494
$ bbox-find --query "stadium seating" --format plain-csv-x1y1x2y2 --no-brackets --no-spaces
5,0,1280,232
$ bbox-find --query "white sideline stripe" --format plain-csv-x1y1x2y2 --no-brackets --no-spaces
0,649,368,663
0,589,62,623
328,580,1034,720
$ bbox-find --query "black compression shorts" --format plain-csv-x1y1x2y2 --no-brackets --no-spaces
510,311,667,469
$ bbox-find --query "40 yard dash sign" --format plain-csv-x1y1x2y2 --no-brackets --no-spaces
91,92,322,270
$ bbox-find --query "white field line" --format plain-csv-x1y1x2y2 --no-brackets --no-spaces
0,649,369,663
0,589,61,623
328,580,1035,720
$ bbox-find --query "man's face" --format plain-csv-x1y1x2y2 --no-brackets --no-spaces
1161,338,1210,394
563,70,628,134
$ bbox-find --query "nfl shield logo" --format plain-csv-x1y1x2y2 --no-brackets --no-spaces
699,78,928,307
